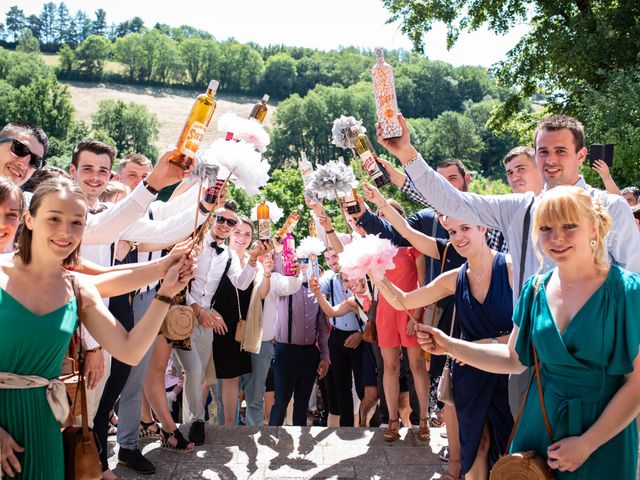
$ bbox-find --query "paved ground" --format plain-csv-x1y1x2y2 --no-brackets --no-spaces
107,424,452,479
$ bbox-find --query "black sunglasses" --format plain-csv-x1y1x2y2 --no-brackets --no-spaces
214,216,238,227
0,138,45,170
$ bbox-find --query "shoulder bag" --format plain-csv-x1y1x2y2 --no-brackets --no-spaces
436,304,456,405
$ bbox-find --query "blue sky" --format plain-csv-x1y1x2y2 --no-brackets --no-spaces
11,0,531,67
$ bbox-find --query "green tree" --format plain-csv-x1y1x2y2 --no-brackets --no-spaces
91,8,107,36
262,53,297,99
199,40,223,86
55,2,70,45
5,6,25,41
16,28,40,53
91,100,160,159
56,43,75,77
180,37,206,86
154,34,183,84
38,2,57,45
71,10,92,46
114,32,144,81
219,42,264,93
26,15,42,42
0,50,51,88
75,34,111,79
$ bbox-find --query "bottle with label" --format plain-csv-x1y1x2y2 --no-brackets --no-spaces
308,218,318,238
351,126,391,188
249,94,270,123
282,230,296,276
257,195,270,241
344,188,361,215
204,178,225,204
299,151,314,188
171,80,219,169
276,205,303,241
372,48,402,139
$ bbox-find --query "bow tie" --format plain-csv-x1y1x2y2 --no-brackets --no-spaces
210,242,225,255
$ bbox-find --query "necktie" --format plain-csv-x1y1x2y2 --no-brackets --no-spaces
210,242,224,255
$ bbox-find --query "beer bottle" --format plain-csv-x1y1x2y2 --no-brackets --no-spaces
372,48,402,139
171,80,219,169
204,178,225,204
351,126,391,188
257,194,271,241
344,189,361,215
275,205,303,241
249,94,270,123
282,230,296,276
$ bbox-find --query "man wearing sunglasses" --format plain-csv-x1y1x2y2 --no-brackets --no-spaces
177,201,270,445
0,122,47,186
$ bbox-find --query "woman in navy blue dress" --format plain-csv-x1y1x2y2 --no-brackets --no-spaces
372,215,514,479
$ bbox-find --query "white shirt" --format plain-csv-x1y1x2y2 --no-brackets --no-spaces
257,271,302,341
186,232,257,309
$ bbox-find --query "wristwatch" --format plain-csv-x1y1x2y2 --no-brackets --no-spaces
142,179,159,196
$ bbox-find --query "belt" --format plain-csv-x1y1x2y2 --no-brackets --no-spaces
0,372,69,423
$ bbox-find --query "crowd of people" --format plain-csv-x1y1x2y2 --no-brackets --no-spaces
0,112,638,480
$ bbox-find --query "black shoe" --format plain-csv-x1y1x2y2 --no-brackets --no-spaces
189,420,205,445
118,447,156,474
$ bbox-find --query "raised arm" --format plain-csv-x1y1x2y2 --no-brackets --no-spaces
371,268,459,311
362,182,440,259
309,276,356,317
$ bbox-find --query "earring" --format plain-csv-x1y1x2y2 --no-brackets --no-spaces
590,239,597,248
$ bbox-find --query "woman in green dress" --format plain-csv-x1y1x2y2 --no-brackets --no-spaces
0,177,193,479
417,186,639,479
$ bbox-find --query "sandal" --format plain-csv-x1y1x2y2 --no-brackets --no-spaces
416,417,430,441
139,420,160,439
440,457,461,480
160,428,194,453
383,419,400,443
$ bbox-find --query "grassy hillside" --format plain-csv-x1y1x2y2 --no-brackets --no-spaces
62,80,277,152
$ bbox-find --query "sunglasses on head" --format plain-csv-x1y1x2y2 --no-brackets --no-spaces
0,138,45,170
214,215,238,227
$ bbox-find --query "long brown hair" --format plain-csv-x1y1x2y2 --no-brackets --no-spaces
17,177,88,267
0,177,24,216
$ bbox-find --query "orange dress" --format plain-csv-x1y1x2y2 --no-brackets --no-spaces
376,247,421,348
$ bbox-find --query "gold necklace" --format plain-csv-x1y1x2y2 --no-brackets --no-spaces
468,261,492,283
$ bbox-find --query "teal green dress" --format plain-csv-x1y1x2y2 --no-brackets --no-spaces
0,288,77,479
512,265,639,479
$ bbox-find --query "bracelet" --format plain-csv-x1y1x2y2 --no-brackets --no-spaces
404,153,421,169
142,179,159,196
325,229,335,234
86,346,102,353
154,293,173,305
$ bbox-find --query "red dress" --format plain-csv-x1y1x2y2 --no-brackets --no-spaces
376,247,421,348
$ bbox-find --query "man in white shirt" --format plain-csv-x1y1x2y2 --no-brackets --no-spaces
115,153,152,191
177,202,267,444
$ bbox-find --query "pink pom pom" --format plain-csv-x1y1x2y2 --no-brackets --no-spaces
338,235,398,280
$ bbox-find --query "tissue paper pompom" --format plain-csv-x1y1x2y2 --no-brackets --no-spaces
250,201,284,223
201,139,270,196
296,236,327,259
338,235,397,280
307,161,357,199
331,115,365,149
217,112,270,153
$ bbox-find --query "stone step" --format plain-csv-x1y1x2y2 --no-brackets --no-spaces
107,424,451,479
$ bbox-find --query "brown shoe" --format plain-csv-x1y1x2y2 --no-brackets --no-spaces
383,419,400,442
416,416,430,441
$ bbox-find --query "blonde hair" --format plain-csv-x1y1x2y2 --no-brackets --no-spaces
99,180,130,203
532,186,611,272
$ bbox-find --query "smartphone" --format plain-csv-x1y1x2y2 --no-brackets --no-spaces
589,144,614,168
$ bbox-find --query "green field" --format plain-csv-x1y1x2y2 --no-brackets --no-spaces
41,53,124,74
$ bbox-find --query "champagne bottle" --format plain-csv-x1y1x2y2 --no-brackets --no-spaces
257,194,270,241
171,80,219,169
344,188,361,215
299,151,314,188
372,48,402,139
282,230,296,276
249,94,270,123
351,126,391,188
276,205,303,241
204,178,225,204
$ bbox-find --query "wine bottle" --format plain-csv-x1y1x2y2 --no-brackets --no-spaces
344,188,361,215
299,151,314,188
249,94,269,123
276,205,303,241
171,80,219,169
372,48,402,139
257,194,270,241
351,126,391,188
282,230,296,276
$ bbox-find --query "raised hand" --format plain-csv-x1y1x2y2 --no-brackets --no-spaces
317,211,334,232
591,159,611,180
249,240,273,261
262,253,274,275
308,276,321,295
375,114,418,165
375,156,406,187
158,258,193,298
145,149,191,191
362,183,386,209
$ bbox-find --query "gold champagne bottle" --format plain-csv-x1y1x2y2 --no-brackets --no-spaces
171,80,219,169
351,126,391,188
249,94,270,123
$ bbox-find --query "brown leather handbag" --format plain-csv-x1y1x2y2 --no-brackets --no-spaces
62,276,102,480
490,277,555,480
